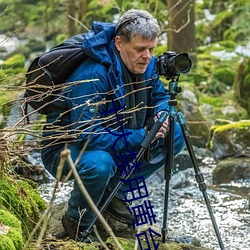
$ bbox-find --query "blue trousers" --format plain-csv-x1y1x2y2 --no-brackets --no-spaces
41,122,185,226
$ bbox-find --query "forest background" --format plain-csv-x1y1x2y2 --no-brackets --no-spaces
0,0,250,125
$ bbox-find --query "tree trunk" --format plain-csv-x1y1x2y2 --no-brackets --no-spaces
67,0,76,36
78,0,88,20
167,0,196,62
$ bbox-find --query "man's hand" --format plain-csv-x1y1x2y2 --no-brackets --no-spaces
154,111,169,139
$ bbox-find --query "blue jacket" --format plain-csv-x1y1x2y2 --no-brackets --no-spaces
44,21,170,153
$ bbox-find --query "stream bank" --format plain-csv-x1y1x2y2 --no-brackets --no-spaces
38,151,250,250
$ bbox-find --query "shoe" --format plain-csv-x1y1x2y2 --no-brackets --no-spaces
61,213,97,242
105,196,135,225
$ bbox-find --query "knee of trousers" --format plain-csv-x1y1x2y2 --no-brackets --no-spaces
174,122,186,155
77,150,117,181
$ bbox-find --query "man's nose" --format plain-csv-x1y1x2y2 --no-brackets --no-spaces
142,49,151,59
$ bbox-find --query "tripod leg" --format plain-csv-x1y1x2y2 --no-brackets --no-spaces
162,114,175,243
177,112,225,250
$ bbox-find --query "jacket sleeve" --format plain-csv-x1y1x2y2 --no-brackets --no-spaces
65,61,146,153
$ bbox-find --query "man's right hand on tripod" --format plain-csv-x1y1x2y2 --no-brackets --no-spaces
154,111,169,139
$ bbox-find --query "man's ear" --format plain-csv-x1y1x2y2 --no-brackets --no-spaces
115,36,122,51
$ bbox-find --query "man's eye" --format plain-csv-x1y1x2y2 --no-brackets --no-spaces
136,48,144,52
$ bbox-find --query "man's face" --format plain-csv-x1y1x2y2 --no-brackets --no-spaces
115,35,157,74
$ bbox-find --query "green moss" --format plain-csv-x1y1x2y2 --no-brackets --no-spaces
199,95,224,107
0,175,47,239
0,54,26,87
0,209,21,229
213,67,235,86
7,228,24,249
1,54,25,69
0,235,16,250
106,237,136,250
0,209,24,249
209,120,250,150
213,120,250,133
217,40,237,51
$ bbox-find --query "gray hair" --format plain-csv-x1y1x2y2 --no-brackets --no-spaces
115,9,160,43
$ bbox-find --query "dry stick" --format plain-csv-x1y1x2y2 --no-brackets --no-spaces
134,227,141,250
93,225,109,250
22,154,65,249
61,148,124,250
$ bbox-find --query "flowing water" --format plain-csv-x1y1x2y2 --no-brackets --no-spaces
146,157,250,250
38,156,250,250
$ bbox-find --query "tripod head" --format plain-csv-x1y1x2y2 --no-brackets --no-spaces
168,76,182,100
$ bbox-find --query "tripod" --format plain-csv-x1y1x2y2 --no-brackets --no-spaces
82,77,225,250
162,77,225,249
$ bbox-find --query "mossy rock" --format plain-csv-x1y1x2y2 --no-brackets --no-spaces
28,236,211,250
107,237,211,250
0,209,24,250
209,120,250,160
0,174,47,239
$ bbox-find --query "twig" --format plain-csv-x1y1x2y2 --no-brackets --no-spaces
68,14,89,31
61,148,124,250
93,225,109,250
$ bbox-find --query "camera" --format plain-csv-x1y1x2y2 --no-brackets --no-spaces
156,51,192,79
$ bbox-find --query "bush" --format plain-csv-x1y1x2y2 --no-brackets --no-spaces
213,67,235,86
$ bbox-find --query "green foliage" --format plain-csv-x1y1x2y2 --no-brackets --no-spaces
196,0,250,47
199,95,224,107
0,54,26,85
1,54,25,69
199,91,248,121
209,10,234,42
192,40,241,95
234,57,250,115
213,67,235,86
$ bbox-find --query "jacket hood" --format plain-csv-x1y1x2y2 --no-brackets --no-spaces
82,21,116,65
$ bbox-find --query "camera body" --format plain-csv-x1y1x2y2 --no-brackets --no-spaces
156,51,192,79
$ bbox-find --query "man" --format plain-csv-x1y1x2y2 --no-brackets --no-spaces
41,9,185,241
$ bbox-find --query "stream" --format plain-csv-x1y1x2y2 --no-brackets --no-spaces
38,155,250,250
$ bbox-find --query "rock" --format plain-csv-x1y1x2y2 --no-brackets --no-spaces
45,202,212,250
179,100,211,148
209,120,250,160
181,89,199,105
213,157,250,184
170,168,193,189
